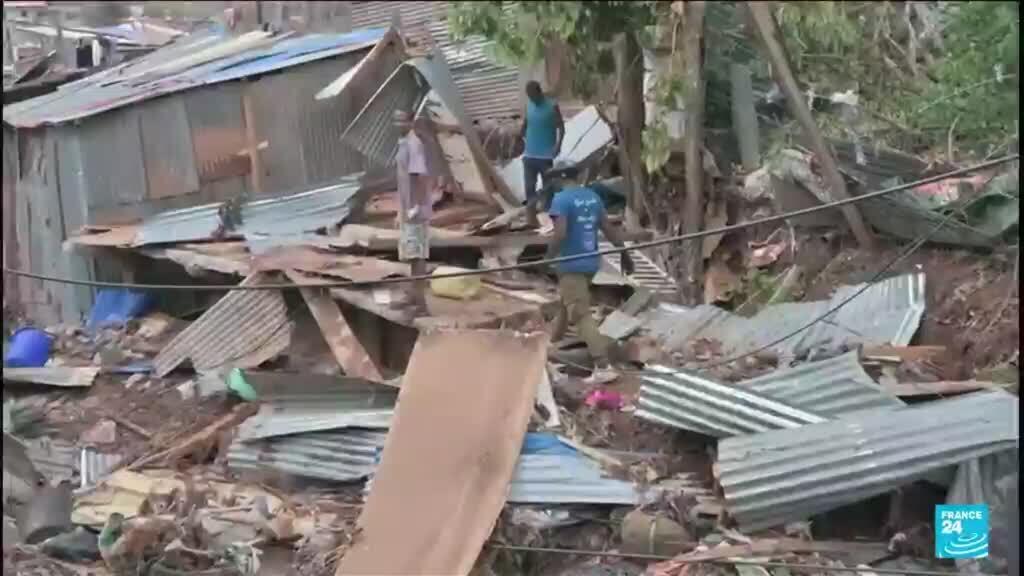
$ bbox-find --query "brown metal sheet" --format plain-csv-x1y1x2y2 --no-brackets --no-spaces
254,246,410,282
65,225,140,248
285,269,384,382
337,329,546,576
152,272,292,377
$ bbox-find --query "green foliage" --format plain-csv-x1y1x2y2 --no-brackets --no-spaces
450,1,658,99
777,1,1019,153
920,2,1019,148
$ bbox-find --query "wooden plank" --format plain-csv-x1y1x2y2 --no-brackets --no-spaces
883,380,1012,397
241,87,264,194
337,330,546,576
285,269,384,382
3,366,99,388
862,345,947,362
747,1,874,248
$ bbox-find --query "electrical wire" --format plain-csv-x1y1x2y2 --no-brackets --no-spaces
485,542,989,576
2,155,1017,292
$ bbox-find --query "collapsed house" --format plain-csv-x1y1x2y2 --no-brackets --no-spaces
2,26,406,324
2,11,1018,576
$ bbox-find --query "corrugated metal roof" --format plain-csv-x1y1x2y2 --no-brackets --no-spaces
340,65,427,169
740,351,905,418
600,240,679,298
228,429,387,482
718,390,1020,532
152,272,292,377
507,454,639,505
637,274,925,359
635,365,829,438
236,372,397,440
348,1,522,121
3,28,387,128
350,1,446,31
80,448,122,488
364,433,640,505
801,273,926,354
135,174,365,246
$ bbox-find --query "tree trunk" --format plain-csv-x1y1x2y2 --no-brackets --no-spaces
614,32,646,231
747,1,875,249
680,1,707,305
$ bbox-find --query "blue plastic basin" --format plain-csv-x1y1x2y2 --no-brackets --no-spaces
5,327,53,368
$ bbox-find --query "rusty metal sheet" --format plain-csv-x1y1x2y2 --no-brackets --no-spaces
152,272,292,377
255,247,409,282
338,330,547,575
285,269,384,381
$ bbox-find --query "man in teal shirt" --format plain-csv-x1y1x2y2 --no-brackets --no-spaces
546,165,634,385
520,81,565,228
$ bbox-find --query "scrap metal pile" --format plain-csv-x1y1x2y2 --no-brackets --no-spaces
2,21,1020,576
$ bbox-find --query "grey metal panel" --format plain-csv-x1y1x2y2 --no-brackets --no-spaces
424,16,522,121
637,274,924,360
718,390,1020,532
236,371,397,440
296,56,376,185
135,174,364,246
599,240,678,298
507,454,639,505
76,108,148,214
642,303,726,345
801,273,926,355
740,351,905,418
341,64,428,170
635,365,829,438
228,429,387,482
455,68,521,121
238,408,394,440
80,448,122,488
53,126,95,321
138,96,200,200
152,273,292,377
349,1,446,31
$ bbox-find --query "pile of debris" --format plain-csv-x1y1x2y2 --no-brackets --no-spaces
3,19,1019,576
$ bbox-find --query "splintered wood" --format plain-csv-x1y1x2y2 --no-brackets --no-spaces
337,329,547,576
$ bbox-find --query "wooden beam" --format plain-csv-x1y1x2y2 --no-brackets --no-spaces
240,87,264,194
746,2,874,248
285,269,384,382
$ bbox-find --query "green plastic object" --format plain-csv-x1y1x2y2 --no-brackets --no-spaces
227,369,258,402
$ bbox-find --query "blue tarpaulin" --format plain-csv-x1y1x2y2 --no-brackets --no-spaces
86,289,154,331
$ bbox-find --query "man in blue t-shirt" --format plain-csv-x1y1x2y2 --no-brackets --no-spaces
546,165,634,385
520,81,565,228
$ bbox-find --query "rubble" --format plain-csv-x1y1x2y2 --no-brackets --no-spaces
1,13,1018,576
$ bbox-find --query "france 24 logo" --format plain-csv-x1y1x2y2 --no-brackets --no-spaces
935,505,989,559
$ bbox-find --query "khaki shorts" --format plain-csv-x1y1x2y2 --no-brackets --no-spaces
399,221,430,261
